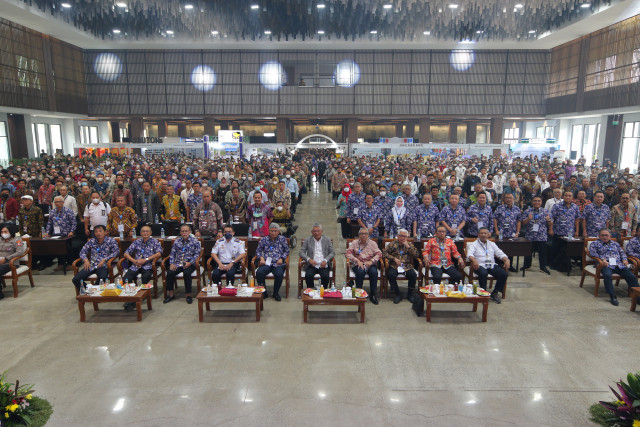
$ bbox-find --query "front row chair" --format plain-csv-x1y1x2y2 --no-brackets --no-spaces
461,237,507,299
297,238,337,298
1,237,34,298
160,248,205,299
250,255,290,298
579,237,638,297
206,251,248,287
420,240,464,288
71,254,118,296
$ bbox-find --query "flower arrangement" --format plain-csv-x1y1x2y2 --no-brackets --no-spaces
0,371,52,427
589,371,640,426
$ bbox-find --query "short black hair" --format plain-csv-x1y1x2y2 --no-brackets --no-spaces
93,225,107,232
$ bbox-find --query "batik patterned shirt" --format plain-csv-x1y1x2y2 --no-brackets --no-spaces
125,237,163,271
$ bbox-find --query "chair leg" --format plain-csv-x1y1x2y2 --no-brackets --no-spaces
579,272,585,288
285,275,289,298
28,272,35,287
297,281,302,298
12,278,18,298
594,278,599,297
502,281,507,299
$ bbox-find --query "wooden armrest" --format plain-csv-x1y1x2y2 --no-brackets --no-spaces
592,257,607,269
206,256,214,271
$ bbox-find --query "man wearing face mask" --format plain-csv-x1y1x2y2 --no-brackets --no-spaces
28,173,42,193
210,225,246,286
110,178,133,208
0,188,19,221
135,181,161,227
94,173,109,201
462,168,481,198
246,181,268,206
283,170,299,214
270,180,291,210
84,187,111,235
413,193,439,239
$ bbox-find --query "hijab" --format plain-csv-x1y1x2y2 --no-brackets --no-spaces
392,196,406,224
341,183,352,203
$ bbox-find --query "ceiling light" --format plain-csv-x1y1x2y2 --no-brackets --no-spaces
383,4,393,9
113,29,121,34
476,30,483,34
449,4,458,9
116,2,127,7
211,30,219,35
166,30,174,35
184,4,194,9
61,2,72,8
264,30,272,35
528,30,536,34
317,30,325,34
580,3,590,7
251,4,259,9
370,30,378,34
423,31,431,35
514,3,524,8
317,4,325,9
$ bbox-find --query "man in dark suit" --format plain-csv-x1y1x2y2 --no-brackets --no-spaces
298,223,335,290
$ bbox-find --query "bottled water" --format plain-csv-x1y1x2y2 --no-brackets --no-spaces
161,228,165,239
155,214,159,223
132,228,137,238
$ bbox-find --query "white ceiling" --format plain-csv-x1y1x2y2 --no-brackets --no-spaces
1,0,639,50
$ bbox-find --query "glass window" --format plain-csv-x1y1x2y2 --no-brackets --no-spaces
603,55,617,87
36,123,49,155
620,122,640,172
0,122,10,167
570,125,583,159
50,124,62,153
503,127,520,144
632,49,640,84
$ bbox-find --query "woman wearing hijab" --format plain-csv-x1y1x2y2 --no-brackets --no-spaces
385,196,411,238
337,183,351,239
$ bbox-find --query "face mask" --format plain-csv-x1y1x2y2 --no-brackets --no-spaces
92,198,100,204
91,175,96,178
277,206,283,211
375,180,380,184
1,233,10,240
172,175,177,180
138,178,144,183
0,194,7,200
118,184,124,189
380,191,386,197
273,180,278,185
66,177,71,181
98,177,103,182
242,176,246,180
286,174,291,179
254,186,261,191
81,182,87,186
224,233,233,240
229,175,234,179
31,176,36,179
441,186,446,190
193,174,199,178
344,187,349,192
248,177,253,181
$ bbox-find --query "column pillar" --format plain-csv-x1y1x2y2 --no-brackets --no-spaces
177,124,187,138
419,118,431,143
449,123,458,144
406,121,415,139
603,114,624,165
490,118,504,144
219,120,229,131
203,117,216,136
395,124,403,138
466,122,477,144
110,121,120,142
346,119,358,146
130,117,144,140
276,118,288,145
158,121,168,138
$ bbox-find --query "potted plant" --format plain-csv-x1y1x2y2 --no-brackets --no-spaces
0,371,52,426
589,371,640,426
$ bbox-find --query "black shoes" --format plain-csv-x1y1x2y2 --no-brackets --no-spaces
123,302,136,312
274,294,281,301
163,295,175,304
490,292,502,304
407,292,416,303
393,293,403,304
412,303,423,317
263,290,269,298
186,296,193,304
540,267,551,275
0,291,4,300
369,295,379,305
610,296,619,306
508,267,517,273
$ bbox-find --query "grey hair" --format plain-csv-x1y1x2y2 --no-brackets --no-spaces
53,196,64,202
312,223,323,230
397,228,409,236
358,228,369,235
269,222,280,230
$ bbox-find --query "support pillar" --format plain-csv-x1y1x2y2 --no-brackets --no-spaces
219,121,229,131
419,118,430,144
203,117,216,136
346,119,358,147
177,124,187,138
158,121,168,138
277,118,288,145
466,122,477,144
130,117,144,140
603,115,624,165
406,121,415,139
490,118,504,145
449,123,458,144
395,124,403,138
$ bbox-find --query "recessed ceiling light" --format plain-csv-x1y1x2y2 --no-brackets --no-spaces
116,2,127,7
61,2,71,8
476,30,483,34
166,30,174,35
370,30,378,34
184,4,193,9
514,3,524,8
383,4,393,9
211,30,219,35
251,4,259,9
528,30,536,34
423,31,431,35
264,30,272,35
449,4,458,9
317,4,325,9
317,30,325,34
580,3,590,7
113,29,121,34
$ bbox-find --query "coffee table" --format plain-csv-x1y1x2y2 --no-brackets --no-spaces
76,289,152,322
302,294,366,323
630,287,640,312
418,292,490,322
196,291,264,322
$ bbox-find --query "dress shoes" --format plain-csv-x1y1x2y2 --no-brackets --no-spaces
508,267,517,273
393,293,403,304
490,292,502,304
610,296,619,306
369,295,379,305
412,303,423,317
407,292,416,303
274,294,281,301
123,302,136,312
163,295,175,304
186,296,193,304
540,267,551,275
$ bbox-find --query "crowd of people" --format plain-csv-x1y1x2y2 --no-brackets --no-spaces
0,149,638,309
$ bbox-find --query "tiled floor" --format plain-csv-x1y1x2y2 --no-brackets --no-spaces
2,181,637,426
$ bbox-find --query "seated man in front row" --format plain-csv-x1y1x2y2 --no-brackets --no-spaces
121,225,162,311
210,224,246,286
255,223,289,301
466,227,510,304
72,225,119,291
299,223,335,290
345,228,382,305
383,228,419,304
422,225,465,286
588,228,639,306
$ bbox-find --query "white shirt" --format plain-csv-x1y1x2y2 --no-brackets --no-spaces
312,238,325,264
544,197,562,211
211,237,245,264
180,188,194,205
466,239,507,269
84,201,110,229
62,194,78,215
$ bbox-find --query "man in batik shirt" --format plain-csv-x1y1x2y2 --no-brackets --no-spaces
255,223,289,301
582,191,611,238
466,192,493,237
413,193,439,239
520,196,552,274
357,194,383,239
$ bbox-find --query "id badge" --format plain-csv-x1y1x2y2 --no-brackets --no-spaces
532,224,540,232
54,226,61,235
117,224,125,232
622,221,630,230
397,266,405,274
266,257,272,266
451,223,458,230
353,208,359,215
201,220,208,229
609,257,617,267
485,262,493,269
252,221,258,230
477,221,484,228
142,206,148,214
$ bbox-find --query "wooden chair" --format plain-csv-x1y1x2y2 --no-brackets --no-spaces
160,239,205,298
297,238,336,298
579,237,626,297
617,236,639,293
420,239,464,287
116,237,164,299
381,238,422,299
71,253,118,296
345,238,384,296
462,237,507,298
251,255,290,298
206,240,248,286
1,237,34,298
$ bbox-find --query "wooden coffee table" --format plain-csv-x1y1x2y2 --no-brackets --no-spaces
418,291,489,322
630,287,640,312
302,294,366,323
196,291,264,322
76,289,152,322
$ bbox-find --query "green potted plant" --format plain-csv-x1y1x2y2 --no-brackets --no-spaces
589,371,640,426
0,371,52,426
